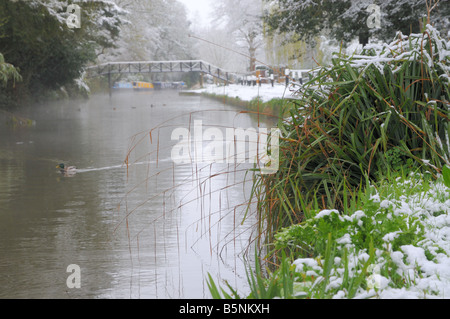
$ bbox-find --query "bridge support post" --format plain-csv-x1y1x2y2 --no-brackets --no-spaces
108,64,112,98
108,72,112,98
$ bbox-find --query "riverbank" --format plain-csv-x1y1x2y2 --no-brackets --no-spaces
184,83,295,102
180,83,297,117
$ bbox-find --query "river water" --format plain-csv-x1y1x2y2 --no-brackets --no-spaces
0,90,273,299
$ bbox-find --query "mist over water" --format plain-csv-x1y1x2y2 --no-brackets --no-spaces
0,90,271,298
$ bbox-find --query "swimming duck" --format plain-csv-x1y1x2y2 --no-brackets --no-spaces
56,163,77,174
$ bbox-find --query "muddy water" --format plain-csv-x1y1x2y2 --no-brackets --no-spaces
0,90,272,298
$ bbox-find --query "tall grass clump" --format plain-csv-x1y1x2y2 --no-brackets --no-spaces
253,24,449,242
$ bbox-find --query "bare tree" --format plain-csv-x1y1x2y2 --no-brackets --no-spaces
194,27,237,69
213,0,264,72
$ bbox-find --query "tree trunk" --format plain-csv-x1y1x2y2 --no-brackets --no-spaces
249,47,256,72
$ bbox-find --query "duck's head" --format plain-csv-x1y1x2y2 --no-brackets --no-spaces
56,163,65,169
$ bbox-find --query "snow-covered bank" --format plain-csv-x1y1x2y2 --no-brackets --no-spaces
187,83,295,102
279,173,450,299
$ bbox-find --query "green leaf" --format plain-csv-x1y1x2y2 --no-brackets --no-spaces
206,273,221,299
443,165,450,188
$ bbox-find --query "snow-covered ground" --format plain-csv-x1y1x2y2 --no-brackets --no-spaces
290,175,450,299
188,83,296,102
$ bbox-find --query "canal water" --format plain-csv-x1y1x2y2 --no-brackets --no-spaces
0,90,273,298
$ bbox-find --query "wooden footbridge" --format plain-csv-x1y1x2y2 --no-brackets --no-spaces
85,60,238,95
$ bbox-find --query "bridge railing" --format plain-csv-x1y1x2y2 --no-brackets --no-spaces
85,60,239,83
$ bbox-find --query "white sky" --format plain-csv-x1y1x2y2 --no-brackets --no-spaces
178,0,214,28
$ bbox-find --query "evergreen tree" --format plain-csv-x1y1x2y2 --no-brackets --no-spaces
0,53,21,86
0,0,126,99
264,0,449,46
